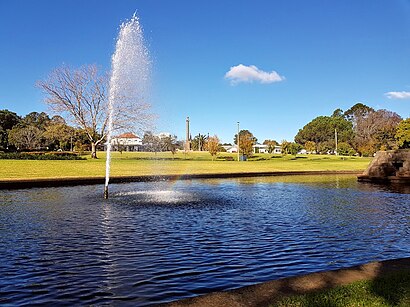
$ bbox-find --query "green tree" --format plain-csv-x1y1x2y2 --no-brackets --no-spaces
304,141,316,153
8,125,42,150
337,142,356,156
142,131,160,153
43,122,75,150
295,116,353,152
281,140,290,155
288,142,302,155
343,103,374,125
159,134,178,154
395,118,410,149
21,112,51,130
317,141,334,154
332,108,344,118
234,130,257,156
0,109,21,150
191,133,208,151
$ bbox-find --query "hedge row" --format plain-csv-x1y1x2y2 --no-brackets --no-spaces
0,152,86,160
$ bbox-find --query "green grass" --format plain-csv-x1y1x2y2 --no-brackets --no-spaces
0,151,372,180
274,271,410,307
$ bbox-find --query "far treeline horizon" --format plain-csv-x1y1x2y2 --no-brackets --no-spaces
1,102,409,159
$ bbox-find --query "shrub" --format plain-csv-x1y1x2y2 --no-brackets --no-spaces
288,143,302,155
0,151,85,160
216,156,235,161
337,142,356,156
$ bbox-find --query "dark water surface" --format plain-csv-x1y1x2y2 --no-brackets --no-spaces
0,175,409,306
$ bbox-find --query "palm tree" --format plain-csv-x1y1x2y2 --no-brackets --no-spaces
192,133,208,151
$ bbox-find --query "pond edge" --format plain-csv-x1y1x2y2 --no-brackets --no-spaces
0,170,361,190
164,257,410,307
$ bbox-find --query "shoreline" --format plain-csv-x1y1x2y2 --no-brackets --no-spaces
0,170,361,190
164,257,410,307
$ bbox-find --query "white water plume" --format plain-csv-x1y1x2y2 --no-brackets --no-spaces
105,13,151,192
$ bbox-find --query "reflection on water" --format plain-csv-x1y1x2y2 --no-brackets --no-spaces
115,190,199,205
0,175,409,305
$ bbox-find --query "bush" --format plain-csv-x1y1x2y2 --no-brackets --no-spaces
216,156,235,161
337,142,356,156
0,151,85,160
248,156,269,161
288,143,302,155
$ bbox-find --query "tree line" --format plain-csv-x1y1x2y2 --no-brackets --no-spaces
294,103,410,156
0,109,223,159
192,103,410,158
3,103,408,159
0,109,97,153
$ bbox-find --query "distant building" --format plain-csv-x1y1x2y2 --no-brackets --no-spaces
272,145,282,154
253,143,269,154
252,144,282,154
226,145,238,153
157,132,171,138
109,132,143,151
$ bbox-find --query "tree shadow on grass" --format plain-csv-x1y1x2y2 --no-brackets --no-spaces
270,258,410,307
166,257,410,307
128,157,183,161
369,265,410,306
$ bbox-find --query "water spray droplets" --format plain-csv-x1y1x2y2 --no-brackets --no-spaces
105,14,151,196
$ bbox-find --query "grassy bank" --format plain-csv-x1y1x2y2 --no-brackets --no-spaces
275,270,410,307
0,151,371,180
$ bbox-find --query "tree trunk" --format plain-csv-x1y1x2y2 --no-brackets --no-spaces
91,142,97,159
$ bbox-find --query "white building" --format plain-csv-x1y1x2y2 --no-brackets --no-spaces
110,133,143,151
226,145,238,153
225,144,282,154
252,144,282,154
253,143,269,154
272,145,282,154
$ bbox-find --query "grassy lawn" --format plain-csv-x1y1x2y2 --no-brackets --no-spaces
0,151,372,180
274,270,410,307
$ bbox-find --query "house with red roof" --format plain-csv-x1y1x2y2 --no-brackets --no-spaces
110,132,143,151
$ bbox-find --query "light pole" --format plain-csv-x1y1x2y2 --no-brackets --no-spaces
237,121,240,161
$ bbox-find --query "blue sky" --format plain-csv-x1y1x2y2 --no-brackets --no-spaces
1,0,410,144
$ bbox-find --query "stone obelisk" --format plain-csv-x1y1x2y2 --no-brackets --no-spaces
185,116,191,151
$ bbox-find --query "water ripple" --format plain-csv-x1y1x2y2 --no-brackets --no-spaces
0,176,409,305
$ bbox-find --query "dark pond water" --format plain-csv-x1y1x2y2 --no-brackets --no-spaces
0,175,409,306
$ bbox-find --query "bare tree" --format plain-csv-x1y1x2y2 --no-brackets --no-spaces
37,64,152,158
355,109,402,155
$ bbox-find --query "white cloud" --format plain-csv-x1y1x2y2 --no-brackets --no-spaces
224,64,285,85
384,91,410,99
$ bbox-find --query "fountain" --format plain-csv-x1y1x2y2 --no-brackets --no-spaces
104,13,151,199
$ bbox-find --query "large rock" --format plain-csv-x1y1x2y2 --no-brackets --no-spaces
360,149,410,181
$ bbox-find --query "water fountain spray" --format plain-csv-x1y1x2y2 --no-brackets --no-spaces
104,13,150,199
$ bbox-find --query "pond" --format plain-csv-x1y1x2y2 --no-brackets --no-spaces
0,174,409,305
